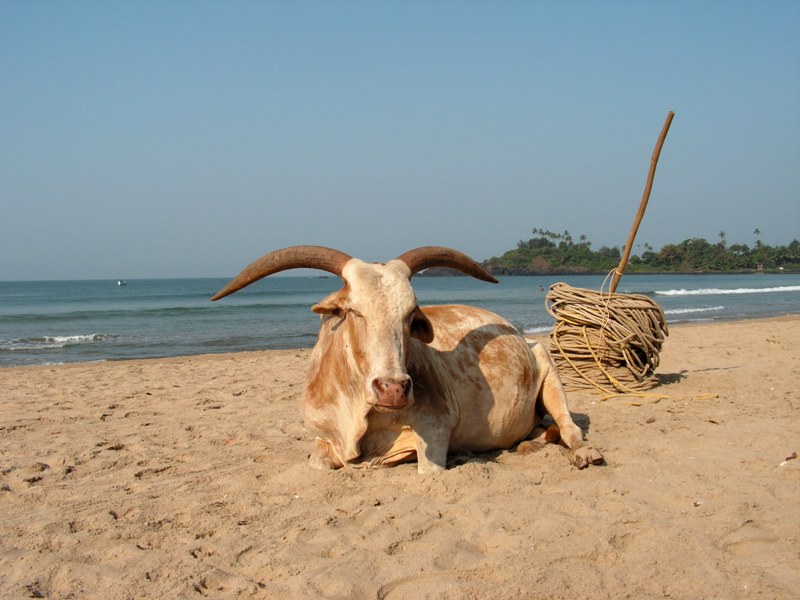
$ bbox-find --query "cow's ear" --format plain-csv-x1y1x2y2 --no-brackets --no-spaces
410,306,434,344
312,290,345,317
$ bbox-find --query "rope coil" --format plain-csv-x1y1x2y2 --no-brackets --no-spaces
543,111,674,400
546,280,668,396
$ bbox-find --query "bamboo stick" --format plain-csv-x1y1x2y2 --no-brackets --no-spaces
609,111,675,294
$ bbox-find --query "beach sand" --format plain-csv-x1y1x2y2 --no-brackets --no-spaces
1,316,799,599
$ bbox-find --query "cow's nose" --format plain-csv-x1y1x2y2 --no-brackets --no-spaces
372,376,412,408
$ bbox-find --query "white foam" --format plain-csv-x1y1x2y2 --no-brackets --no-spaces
523,325,553,335
655,285,800,297
42,334,104,344
1,333,107,351
664,305,725,315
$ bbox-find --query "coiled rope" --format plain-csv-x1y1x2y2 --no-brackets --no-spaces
543,111,675,400
546,277,668,399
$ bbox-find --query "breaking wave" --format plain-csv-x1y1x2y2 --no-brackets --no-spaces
655,285,800,297
522,325,553,335
664,306,725,315
0,333,113,352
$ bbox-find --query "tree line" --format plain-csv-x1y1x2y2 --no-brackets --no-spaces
482,228,800,275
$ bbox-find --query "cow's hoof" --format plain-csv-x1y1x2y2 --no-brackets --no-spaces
417,461,446,475
308,453,339,470
572,446,604,469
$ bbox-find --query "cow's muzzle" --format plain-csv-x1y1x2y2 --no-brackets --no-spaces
372,376,412,410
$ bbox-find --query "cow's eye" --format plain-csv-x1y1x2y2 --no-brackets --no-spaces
346,307,363,319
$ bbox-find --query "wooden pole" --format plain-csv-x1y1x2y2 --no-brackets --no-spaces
609,111,675,294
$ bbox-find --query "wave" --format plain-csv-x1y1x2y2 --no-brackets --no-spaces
0,333,113,352
655,285,800,297
664,305,725,315
523,325,553,335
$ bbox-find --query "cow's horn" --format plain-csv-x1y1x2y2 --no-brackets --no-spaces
212,245,353,301
395,246,498,283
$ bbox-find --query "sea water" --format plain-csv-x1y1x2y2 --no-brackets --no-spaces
1,273,798,367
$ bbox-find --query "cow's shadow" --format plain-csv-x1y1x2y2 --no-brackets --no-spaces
445,413,595,469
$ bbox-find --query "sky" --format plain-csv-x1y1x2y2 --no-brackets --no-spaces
1,0,799,280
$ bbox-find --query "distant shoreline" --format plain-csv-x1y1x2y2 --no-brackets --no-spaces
419,267,800,277
2,270,797,283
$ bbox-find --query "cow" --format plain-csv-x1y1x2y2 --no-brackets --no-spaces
212,245,603,474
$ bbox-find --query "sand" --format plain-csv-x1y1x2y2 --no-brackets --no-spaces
1,315,799,599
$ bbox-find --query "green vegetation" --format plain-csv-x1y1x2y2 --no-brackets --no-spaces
483,228,800,275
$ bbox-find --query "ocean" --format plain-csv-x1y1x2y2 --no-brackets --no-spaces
1,273,799,367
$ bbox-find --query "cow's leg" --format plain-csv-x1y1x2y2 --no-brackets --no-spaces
533,345,604,469
412,425,450,474
308,437,344,470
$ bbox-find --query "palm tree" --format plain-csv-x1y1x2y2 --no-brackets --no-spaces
718,231,727,247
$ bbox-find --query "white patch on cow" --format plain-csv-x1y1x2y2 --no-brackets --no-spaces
342,259,418,395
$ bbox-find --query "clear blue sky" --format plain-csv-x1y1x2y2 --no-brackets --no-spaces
2,0,798,280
